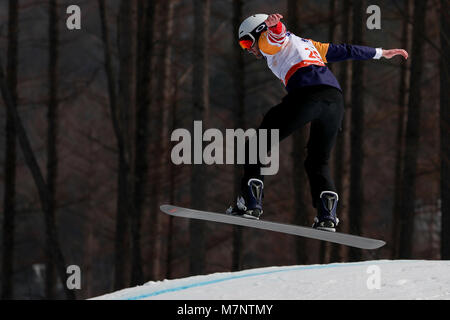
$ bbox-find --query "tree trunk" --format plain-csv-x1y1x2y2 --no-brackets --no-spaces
190,0,210,275
332,0,352,264
321,0,339,264
440,0,449,259
0,32,75,303
348,0,365,262
391,0,412,259
2,0,18,300
83,128,96,298
231,0,245,272
98,0,136,290
166,78,180,279
398,0,427,259
131,0,155,286
45,0,59,299
114,0,137,289
151,0,174,279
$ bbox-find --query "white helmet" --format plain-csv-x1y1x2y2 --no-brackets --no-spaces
238,14,268,49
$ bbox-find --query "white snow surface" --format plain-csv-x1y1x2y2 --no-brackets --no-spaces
92,260,450,300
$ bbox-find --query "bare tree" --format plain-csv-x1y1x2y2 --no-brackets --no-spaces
0,31,75,303
97,0,136,289
331,0,352,263
348,0,366,262
321,0,340,264
440,0,449,259
398,0,428,259
115,0,137,289
231,0,245,272
131,0,156,286
166,77,180,279
152,0,175,279
391,0,412,259
45,0,59,299
2,0,18,300
190,0,210,275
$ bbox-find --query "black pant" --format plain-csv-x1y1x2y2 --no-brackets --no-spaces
241,85,344,208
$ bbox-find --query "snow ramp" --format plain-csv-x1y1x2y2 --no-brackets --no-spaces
92,260,450,300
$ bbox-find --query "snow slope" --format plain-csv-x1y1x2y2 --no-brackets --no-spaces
92,260,450,300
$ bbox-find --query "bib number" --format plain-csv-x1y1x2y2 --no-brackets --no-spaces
304,47,325,65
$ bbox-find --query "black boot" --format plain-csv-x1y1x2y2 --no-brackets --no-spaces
226,178,264,219
312,191,339,232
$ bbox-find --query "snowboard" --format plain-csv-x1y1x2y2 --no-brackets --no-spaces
160,204,386,250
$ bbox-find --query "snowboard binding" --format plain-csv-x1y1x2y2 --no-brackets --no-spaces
226,178,264,219
312,191,339,232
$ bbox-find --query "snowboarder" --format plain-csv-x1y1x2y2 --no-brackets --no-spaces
227,13,408,231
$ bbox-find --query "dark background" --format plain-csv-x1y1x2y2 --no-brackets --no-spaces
0,0,448,299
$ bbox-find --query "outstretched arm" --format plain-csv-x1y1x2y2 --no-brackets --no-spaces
311,42,408,63
266,13,409,62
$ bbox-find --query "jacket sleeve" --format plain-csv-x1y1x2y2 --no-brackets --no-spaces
311,40,383,63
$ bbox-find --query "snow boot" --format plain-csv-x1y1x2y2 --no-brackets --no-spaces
226,178,264,219
312,191,339,232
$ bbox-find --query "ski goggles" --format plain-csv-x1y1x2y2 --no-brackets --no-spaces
238,34,256,50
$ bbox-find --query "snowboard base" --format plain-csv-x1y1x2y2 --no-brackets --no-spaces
160,204,386,250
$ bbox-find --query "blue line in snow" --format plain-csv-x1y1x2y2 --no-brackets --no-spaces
124,260,412,300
